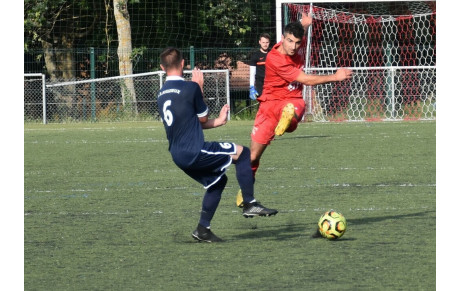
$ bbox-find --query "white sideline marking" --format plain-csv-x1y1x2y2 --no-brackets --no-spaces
24,125,161,132
24,138,168,144
24,206,433,217
24,182,435,197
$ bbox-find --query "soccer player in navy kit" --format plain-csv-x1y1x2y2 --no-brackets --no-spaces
157,47,277,243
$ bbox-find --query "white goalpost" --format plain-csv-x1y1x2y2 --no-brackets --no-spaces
276,0,436,121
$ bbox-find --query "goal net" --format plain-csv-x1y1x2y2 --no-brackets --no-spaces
24,74,46,123
280,1,436,121
41,70,229,123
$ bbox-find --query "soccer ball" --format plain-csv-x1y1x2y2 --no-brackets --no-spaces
318,210,347,240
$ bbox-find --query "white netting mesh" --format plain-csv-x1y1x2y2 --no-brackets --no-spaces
283,1,436,121
308,67,435,122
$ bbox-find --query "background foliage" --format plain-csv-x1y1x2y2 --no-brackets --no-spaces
24,0,275,51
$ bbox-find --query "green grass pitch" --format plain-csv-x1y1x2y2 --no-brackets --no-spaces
24,120,435,290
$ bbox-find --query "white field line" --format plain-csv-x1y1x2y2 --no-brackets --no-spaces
24,138,168,144
24,181,435,196
24,125,162,131
24,205,433,217
266,183,436,188
24,181,434,218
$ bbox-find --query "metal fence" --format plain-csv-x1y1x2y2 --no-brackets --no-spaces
25,65,436,124
24,47,254,122
24,70,230,124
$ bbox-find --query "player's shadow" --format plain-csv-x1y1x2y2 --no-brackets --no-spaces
275,135,330,141
230,223,308,241
346,210,435,226
230,210,435,242
334,210,436,242
181,210,435,243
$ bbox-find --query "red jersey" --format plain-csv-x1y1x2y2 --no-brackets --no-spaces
260,41,305,101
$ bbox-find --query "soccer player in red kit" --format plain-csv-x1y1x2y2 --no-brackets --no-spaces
237,12,353,207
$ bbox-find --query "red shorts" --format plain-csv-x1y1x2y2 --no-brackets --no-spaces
251,98,306,145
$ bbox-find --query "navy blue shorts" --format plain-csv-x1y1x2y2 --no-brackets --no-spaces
181,142,236,189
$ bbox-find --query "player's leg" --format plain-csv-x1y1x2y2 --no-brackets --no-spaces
236,102,276,207
232,144,277,217
232,145,255,205
186,143,235,242
275,103,295,136
234,141,264,207
235,138,267,207
285,99,306,133
192,175,227,243
250,140,267,176
199,175,227,228
240,141,277,217
249,102,277,175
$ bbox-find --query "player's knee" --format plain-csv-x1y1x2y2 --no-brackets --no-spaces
286,119,298,132
219,174,228,186
211,175,227,191
236,146,250,163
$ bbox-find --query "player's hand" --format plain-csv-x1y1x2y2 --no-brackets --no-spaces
192,67,204,92
218,104,230,126
300,12,313,29
335,68,353,81
249,86,259,100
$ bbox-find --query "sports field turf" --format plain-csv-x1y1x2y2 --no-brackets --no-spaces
24,120,435,290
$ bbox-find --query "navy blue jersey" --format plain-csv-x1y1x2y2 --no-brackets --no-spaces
157,76,208,168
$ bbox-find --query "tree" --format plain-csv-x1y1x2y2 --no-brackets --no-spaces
113,0,138,115
204,0,255,46
24,0,98,81
24,0,276,76
24,0,100,119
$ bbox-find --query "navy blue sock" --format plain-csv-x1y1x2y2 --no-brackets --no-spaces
234,147,255,203
199,175,227,228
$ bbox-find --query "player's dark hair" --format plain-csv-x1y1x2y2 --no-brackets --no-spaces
259,33,270,40
160,47,183,71
283,22,305,39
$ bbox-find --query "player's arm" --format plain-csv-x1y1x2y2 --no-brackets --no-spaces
300,12,312,31
249,65,256,87
191,67,204,92
192,66,229,129
249,55,259,100
199,104,229,129
192,67,227,128
296,12,352,85
298,12,313,48
296,68,353,86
